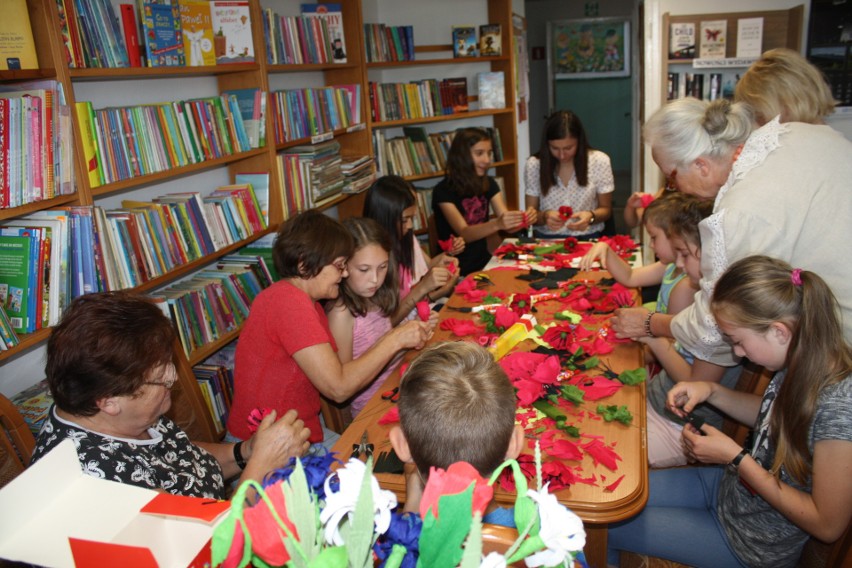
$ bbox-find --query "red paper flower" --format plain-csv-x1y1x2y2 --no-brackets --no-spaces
562,237,579,252
493,305,520,331
243,482,299,565
570,375,622,401
454,277,477,295
438,236,455,252
420,461,494,519
542,323,575,351
221,519,247,568
498,454,536,492
439,318,484,337
415,300,431,322
519,211,529,229
639,194,655,208
558,206,574,221
545,438,584,461
515,380,546,406
509,293,532,316
378,406,400,425
248,407,274,434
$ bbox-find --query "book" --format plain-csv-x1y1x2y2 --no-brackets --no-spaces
179,0,216,67
736,17,763,59
10,378,52,436
442,77,468,113
452,26,477,58
141,1,185,67
119,4,143,67
234,172,269,225
477,71,505,110
0,232,35,333
211,0,254,64
699,20,726,59
300,4,347,64
667,72,679,100
0,0,39,70
686,73,704,99
708,73,723,101
479,23,501,57
669,22,695,60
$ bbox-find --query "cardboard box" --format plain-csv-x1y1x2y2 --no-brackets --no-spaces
0,440,228,567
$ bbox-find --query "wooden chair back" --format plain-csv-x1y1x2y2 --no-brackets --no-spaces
320,397,351,435
427,213,439,257
722,360,772,446
0,393,36,489
481,523,524,567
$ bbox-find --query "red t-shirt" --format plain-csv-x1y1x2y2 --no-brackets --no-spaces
227,280,336,442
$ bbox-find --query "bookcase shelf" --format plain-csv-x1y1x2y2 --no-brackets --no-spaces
372,108,513,128
399,158,516,183
267,62,360,73
366,54,509,68
0,194,79,222
0,328,51,364
187,327,244,367
67,63,260,81
275,124,367,151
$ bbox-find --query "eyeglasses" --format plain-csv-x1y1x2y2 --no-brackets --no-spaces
144,375,177,390
664,167,678,192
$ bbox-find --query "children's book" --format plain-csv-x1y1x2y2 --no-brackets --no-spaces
0,232,35,334
9,378,52,436
211,0,254,64
179,0,216,66
669,22,695,60
300,3,347,63
477,71,505,110
452,26,477,58
119,4,143,67
235,172,270,225
699,20,726,59
1,0,39,70
141,1,185,67
479,23,501,57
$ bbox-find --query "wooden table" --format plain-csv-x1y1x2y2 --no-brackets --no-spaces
332,266,648,567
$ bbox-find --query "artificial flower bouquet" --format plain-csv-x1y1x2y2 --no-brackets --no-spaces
212,448,586,568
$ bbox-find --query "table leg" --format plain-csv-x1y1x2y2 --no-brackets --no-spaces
584,523,608,568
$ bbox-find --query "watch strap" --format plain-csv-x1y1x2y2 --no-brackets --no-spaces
233,441,247,470
730,448,748,469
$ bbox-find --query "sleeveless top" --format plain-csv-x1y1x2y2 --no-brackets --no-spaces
350,309,402,416
655,263,686,314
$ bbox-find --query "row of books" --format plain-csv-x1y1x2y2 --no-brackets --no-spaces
261,4,348,65
152,253,273,357
363,23,415,63
0,305,19,350
75,89,262,187
368,78,469,123
667,72,731,101
411,187,433,233
452,24,502,58
194,339,238,432
56,0,256,68
277,140,355,218
269,84,361,144
373,126,503,178
1,80,75,210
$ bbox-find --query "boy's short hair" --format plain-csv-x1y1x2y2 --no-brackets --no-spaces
399,341,516,477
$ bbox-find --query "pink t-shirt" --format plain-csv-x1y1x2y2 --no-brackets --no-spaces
227,280,336,442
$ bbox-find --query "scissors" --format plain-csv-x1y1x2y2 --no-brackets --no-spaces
351,431,374,459
472,273,495,288
381,386,400,403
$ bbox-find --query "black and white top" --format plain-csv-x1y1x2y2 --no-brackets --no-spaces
32,405,226,499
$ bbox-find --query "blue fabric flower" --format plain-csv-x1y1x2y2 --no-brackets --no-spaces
373,511,422,568
262,450,340,500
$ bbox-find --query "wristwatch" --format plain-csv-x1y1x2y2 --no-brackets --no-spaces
727,448,748,473
588,210,596,224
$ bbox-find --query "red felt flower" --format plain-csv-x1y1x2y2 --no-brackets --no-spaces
562,237,579,252
493,305,520,331
420,461,494,519
243,482,298,565
542,323,575,351
415,300,431,322
509,293,532,316
439,318,485,337
581,438,623,471
558,206,574,221
438,236,455,252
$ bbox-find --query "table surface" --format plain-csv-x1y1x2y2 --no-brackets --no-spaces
332,259,648,525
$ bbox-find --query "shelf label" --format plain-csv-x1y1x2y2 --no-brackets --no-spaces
347,123,366,133
311,131,334,144
693,57,757,69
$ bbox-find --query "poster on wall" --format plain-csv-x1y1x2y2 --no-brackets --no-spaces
548,17,630,79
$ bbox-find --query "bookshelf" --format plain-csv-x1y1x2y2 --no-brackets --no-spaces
661,7,804,104
1,0,522,442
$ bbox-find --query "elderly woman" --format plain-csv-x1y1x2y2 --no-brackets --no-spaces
226,209,431,448
31,292,310,499
613,61,852,365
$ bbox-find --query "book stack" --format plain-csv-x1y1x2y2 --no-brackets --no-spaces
372,127,455,177
277,140,344,216
363,23,415,62
270,84,361,143
340,156,375,194
9,378,52,436
262,3,348,65
367,77,467,123
0,80,75,209
75,92,255,187
194,339,237,431
412,187,433,232
152,254,273,358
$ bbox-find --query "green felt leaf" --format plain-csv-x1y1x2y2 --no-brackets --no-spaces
458,514,483,568
506,534,546,565
597,404,633,425
347,457,378,568
582,355,600,370
483,294,503,304
618,367,647,385
559,384,585,405
418,485,474,567
307,546,348,567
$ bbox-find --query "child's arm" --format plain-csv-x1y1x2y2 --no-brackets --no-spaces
392,266,454,325
579,243,667,288
638,337,729,386
437,194,525,243
327,302,355,363
666,276,699,316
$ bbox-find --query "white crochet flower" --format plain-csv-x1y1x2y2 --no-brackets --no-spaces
523,485,586,567
319,458,398,546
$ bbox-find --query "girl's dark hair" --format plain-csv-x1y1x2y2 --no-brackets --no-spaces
711,255,852,484
273,209,354,279
666,195,714,249
445,127,492,197
537,110,591,195
363,175,416,273
338,218,399,317
46,292,176,416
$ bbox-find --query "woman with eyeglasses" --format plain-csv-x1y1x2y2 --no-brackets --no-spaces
31,291,312,499
226,209,431,451
612,49,852,369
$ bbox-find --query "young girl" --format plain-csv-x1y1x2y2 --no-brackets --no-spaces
579,192,696,317
634,197,741,467
364,175,462,325
609,255,852,567
525,110,614,239
327,218,435,417
432,127,535,276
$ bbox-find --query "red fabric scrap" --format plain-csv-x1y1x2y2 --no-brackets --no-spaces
605,474,626,492
582,438,623,471
378,406,400,425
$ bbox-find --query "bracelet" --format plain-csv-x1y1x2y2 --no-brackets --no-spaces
728,448,749,472
644,312,655,337
233,441,247,470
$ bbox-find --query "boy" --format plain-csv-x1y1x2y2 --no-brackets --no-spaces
389,341,523,525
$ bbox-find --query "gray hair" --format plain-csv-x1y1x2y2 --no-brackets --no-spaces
643,98,755,167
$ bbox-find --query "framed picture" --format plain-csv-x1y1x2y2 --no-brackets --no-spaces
548,17,630,79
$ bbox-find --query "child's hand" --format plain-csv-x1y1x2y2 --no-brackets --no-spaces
666,381,714,416
578,241,610,271
626,192,652,210
394,320,432,350
497,210,526,231
448,236,465,256
424,266,452,291
681,423,741,465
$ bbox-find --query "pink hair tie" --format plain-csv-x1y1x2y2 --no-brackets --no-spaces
791,268,803,286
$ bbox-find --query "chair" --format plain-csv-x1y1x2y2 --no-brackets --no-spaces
481,523,525,567
0,393,36,489
426,213,439,257
320,396,352,435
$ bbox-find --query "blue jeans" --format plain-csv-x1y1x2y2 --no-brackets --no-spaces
607,467,747,568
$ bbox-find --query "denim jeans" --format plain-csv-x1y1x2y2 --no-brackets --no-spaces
607,467,747,568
